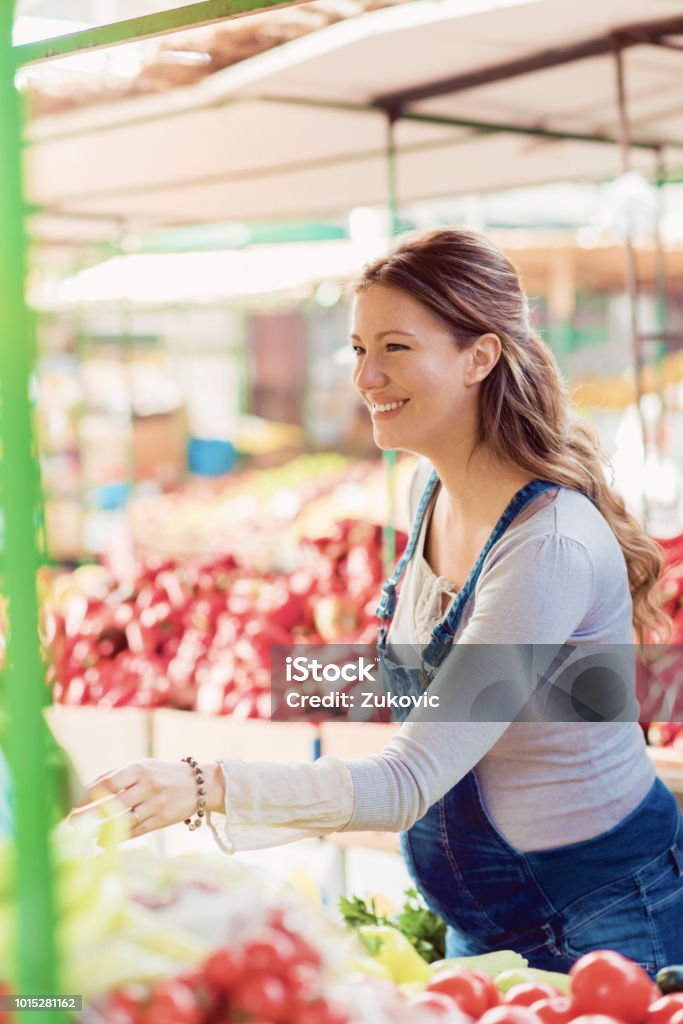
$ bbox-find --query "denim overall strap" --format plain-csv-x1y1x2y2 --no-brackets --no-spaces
421,479,557,675
376,470,439,641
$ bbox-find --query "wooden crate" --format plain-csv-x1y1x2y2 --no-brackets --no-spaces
152,709,319,764
46,705,152,783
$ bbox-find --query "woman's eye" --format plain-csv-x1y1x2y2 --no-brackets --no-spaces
352,345,365,356
386,343,408,352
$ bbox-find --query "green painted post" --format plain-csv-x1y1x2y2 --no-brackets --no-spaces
0,4,58,1019
14,0,306,66
382,114,399,577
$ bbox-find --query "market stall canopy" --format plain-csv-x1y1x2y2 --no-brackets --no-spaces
24,0,683,238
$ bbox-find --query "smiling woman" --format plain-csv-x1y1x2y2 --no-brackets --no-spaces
352,229,667,637
79,229,683,975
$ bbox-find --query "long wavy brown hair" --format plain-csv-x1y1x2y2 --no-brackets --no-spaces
355,228,669,641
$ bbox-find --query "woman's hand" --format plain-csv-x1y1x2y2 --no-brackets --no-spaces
76,758,226,838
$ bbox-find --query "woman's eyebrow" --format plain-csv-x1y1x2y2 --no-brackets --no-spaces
348,330,418,341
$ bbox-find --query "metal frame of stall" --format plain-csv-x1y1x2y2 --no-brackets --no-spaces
3,3,683,1014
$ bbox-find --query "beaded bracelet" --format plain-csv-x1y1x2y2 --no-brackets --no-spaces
181,756,206,831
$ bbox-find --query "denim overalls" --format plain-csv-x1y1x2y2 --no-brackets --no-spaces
376,472,683,974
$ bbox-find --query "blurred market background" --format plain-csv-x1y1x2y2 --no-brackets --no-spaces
3,1,683,1012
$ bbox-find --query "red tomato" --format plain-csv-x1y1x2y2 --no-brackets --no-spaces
428,968,499,1016
289,933,323,968
291,1000,349,1024
530,996,578,1024
245,927,298,976
505,984,562,1006
570,1016,630,1024
104,984,147,1022
202,946,244,994
266,913,323,968
409,991,472,1021
176,970,219,1017
648,997,683,1024
478,1006,543,1024
472,970,501,1009
139,980,201,1024
286,963,320,1001
570,951,657,1024
232,973,290,1022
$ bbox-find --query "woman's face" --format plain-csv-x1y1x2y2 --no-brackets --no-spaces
350,284,479,458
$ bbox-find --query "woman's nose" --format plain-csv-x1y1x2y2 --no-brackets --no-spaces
354,354,389,391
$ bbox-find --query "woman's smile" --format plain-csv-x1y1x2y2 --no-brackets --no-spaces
369,398,410,419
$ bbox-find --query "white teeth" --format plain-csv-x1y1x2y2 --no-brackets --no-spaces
373,400,407,413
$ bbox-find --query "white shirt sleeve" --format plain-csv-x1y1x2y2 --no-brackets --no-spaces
209,755,354,853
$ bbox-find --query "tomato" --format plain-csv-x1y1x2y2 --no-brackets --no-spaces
408,991,472,1021
266,913,322,968
245,927,298,976
473,970,500,1009
287,963,321,1001
530,996,577,1024
232,973,290,1022
478,1006,543,1024
427,967,499,1016
289,933,323,968
176,970,218,1018
139,980,201,1024
570,1016,630,1024
505,984,562,1006
202,946,244,994
570,951,657,1024
104,985,147,1024
291,999,349,1024
648,996,683,1024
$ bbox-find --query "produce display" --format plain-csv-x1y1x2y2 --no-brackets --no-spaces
43,516,406,714
652,532,683,646
2,806,682,1024
127,455,414,566
638,532,683,745
0,808,406,1024
38,453,416,714
345,926,683,1024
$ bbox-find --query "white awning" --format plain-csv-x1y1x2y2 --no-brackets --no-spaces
24,0,683,237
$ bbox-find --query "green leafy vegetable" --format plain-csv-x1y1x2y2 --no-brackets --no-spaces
339,888,446,963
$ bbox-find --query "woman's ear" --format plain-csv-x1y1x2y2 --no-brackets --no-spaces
465,333,502,385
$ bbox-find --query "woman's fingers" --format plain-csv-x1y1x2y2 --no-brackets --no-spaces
125,800,157,837
76,759,199,835
80,761,146,804
110,778,144,807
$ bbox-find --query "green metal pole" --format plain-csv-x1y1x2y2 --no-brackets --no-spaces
14,0,306,66
0,4,58,1019
382,113,399,576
